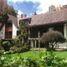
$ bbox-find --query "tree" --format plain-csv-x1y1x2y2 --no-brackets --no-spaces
9,20,29,53
19,20,28,45
0,3,17,17
40,31,66,50
14,20,29,50
6,6,17,16
0,13,9,30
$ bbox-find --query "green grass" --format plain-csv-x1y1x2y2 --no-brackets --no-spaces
6,50,46,60
4,50,67,60
55,51,67,58
1,50,67,67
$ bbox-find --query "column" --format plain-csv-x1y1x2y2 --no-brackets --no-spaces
64,23,67,48
28,28,30,38
35,40,37,48
38,32,40,48
64,23,67,39
31,40,33,48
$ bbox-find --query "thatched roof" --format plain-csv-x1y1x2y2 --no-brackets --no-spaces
20,5,67,27
29,7,67,26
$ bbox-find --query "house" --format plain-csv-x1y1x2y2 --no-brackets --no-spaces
0,0,7,12
0,13,18,40
20,5,67,48
0,0,18,40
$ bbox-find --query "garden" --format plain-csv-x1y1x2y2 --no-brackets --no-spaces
0,21,67,67
0,50,67,67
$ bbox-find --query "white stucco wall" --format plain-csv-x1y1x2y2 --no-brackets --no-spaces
0,25,5,39
17,14,22,27
12,23,18,39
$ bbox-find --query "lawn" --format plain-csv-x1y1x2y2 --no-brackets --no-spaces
4,50,67,59
4,50,46,60
55,51,67,58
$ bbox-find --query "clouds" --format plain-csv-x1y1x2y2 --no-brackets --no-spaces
8,0,67,15
8,0,23,3
26,0,67,14
16,1,39,15
8,1,40,16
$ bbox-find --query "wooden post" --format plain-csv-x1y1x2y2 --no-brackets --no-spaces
64,23,67,48
28,28,31,47
38,32,40,48
35,40,37,48
64,23,67,39
31,40,33,48
28,28,30,38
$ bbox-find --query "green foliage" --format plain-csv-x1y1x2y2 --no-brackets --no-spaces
10,46,29,53
15,20,28,46
0,40,15,52
10,46,18,53
2,40,14,51
19,20,28,38
38,51,67,67
41,31,65,50
6,6,17,16
0,19,29,53
0,50,67,67
0,40,3,50
0,50,4,55
11,20,30,53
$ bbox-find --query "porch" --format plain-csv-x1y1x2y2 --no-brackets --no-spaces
28,22,67,49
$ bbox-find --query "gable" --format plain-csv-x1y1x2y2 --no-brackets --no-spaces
8,15,18,28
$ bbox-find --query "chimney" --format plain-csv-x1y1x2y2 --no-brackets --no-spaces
17,13,23,27
22,14,27,18
32,12,37,15
17,10,27,26
49,5,56,12
62,5,67,10
63,5,67,8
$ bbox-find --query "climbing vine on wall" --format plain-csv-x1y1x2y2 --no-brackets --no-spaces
14,20,29,49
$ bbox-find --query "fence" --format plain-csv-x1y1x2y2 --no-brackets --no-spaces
28,37,40,48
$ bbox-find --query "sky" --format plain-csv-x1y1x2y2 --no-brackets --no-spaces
8,0,67,16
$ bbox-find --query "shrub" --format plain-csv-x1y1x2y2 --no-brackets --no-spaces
0,46,4,50
10,45,29,53
0,50,4,55
0,50,67,67
38,51,67,67
2,40,14,51
0,40,4,50
9,46,18,53
40,31,66,50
